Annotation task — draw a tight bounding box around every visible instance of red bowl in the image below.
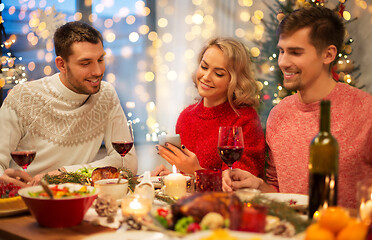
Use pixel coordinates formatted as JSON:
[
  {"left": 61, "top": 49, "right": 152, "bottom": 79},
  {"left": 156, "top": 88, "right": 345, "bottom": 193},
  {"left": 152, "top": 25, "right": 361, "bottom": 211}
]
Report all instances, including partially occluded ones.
[{"left": 18, "top": 183, "right": 97, "bottom": 228}]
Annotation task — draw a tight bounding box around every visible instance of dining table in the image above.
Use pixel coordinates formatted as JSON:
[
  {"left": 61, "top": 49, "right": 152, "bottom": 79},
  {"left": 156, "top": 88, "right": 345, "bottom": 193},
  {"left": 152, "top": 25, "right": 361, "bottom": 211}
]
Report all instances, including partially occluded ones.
[{"left": 0, "top": 212, "right": 115, "bottom": 240}]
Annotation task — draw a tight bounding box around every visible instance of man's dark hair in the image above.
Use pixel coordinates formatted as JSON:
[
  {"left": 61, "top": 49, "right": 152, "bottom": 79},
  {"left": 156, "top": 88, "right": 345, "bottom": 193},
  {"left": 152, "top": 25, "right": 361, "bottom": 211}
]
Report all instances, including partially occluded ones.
[
  {"left": 277, "top": 6, "right": 345, "bottom": 56},
  {"left": 54, "top": 21, "right": 103, "bottom": 61}
]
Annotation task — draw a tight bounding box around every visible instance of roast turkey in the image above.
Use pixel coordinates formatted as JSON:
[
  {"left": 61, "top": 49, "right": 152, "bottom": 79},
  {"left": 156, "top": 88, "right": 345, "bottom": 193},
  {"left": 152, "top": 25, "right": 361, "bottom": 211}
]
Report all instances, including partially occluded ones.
[
  {"left": 91, "top": 166, "right": 121, "bottom": 183},
  {"left": 171, "top": 191, "right": 242, "bottom": 224}
]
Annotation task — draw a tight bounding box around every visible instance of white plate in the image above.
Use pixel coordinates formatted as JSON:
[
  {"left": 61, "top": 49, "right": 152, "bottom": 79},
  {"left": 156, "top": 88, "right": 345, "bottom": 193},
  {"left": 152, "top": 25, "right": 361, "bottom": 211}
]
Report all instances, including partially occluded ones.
[
  {"left": 260, "top": 193, "right": 308, "bottom": 209},
  {"left": 0, "top": 207, "right": 28, "bottom": 217},
  {"left": 183, "top": 230, "right": 301, "bottom": 240},
  {"left": 137, "top": 176, "right": 163, "bottom": 188},
  {"left": 83, "top": 231, "right": 171, "bottom": 240}
]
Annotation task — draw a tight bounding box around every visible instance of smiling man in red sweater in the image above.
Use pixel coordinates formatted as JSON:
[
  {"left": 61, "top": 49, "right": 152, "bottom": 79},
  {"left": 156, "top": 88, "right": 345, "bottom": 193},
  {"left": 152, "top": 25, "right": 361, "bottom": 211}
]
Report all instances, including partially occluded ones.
[{"left": 222, "top": 6, "right": 372, "bottom": 209}]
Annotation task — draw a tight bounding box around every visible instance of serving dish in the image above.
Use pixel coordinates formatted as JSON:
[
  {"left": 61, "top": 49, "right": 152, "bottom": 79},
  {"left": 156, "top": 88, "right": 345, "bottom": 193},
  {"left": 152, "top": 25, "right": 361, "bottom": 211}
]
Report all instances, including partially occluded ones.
[{"left": 18, "top": 183, "right": 97, "bottom": 227}]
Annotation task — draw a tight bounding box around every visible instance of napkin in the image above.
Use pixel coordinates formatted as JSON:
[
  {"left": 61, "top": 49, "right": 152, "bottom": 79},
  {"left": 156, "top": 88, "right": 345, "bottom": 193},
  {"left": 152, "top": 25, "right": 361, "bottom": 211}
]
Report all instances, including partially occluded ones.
[{"left": 135, "top": 171, "right": 155, "bottom": 202}]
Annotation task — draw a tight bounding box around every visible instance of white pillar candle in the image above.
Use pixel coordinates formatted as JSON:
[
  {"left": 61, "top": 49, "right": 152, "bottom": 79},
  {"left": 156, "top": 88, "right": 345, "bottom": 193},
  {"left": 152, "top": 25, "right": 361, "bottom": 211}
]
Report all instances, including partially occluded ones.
[{"left": 163, "top": 165, "right": 186, "bottom": 199}]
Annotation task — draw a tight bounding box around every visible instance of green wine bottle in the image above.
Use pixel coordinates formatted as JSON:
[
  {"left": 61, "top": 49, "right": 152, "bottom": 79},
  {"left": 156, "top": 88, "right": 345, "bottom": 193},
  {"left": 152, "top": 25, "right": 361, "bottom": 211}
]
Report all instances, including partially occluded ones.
[{"left": 308, "top": 100, "right": 339, "bottom": 219}]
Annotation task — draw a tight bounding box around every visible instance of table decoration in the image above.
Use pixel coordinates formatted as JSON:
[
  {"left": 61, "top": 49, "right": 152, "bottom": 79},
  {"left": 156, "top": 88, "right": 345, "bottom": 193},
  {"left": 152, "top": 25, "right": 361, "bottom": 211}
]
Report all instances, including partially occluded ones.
[
  {"left": 163, "top": 165, "right": 186, "bottom": 199},
  {"left": 249, "top": 195, "right": 310, "bottom": 234},
  {"left": 94, "top": 196, "right": 118, "bottom": 218},
  {"left": 135, "top": 171, "right": 155, "bottom": 202},
  {"left": 154, "top": 189, "right": 176, "bottom": 205},
  {"left": 43, "top": 166, "right": 138, "bottom": 191},
  {"left": 357, "top": 178, "right": 372, "bottom": 224},
  {"left": 121, "top": 195, "right": 152, "bottom": 218},
  {"left": 195, "top": 169, "right": 222, "bottom": 192}
]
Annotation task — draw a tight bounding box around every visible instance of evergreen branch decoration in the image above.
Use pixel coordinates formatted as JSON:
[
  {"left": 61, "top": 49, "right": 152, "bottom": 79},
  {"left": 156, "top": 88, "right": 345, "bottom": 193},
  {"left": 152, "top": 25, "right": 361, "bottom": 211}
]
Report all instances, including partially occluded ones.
[
  {"left": 43, "top": 166, "right": 137, "bottom": 191},
  {"left": 43, "top": 171, "right": 90, "bottom": 185},
  {"left": 154, "top": 191, "right": 177, "bottom": 205},
  {"left": 119, "top": 167, "right": 138, "bottom": 192},
  {"left": 249, "top": 195, "right": 311, "bottom": 233}
]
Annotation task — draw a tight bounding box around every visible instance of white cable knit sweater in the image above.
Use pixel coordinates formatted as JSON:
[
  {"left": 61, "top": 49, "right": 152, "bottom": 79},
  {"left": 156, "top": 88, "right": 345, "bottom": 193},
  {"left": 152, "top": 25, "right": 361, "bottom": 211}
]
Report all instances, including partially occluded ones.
[{"left": 0, "top": 73, "right": 137, "bottom": 176}]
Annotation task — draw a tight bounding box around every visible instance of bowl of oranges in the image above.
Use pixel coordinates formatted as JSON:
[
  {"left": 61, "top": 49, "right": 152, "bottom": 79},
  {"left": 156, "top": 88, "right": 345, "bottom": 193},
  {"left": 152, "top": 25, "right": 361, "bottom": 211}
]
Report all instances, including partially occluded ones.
[{"left": 305, "top": 206, "right": 368, "bottom": 240}]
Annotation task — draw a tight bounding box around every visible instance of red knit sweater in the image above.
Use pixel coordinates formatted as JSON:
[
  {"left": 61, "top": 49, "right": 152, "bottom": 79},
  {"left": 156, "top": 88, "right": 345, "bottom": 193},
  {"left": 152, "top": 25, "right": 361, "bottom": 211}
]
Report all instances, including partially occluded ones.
[
  {"left": 176, "top": 100, "right": 265, "bottom": 177},
  {"left": 266, "top": 83, "right": 372, "bottom": 208}
]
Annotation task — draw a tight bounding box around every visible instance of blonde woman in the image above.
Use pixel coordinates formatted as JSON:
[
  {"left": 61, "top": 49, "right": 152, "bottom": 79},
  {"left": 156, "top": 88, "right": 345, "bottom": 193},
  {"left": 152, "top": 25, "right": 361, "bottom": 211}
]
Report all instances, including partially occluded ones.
[{"left": 154, "top": 37, "right": 265, "bottom": 176}]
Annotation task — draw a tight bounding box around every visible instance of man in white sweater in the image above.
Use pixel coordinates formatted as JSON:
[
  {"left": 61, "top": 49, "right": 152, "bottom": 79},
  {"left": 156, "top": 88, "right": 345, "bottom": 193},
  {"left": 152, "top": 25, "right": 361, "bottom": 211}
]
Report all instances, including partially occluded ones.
[{"left": 0, "top": 21, "right": 137, "bottom": 186}]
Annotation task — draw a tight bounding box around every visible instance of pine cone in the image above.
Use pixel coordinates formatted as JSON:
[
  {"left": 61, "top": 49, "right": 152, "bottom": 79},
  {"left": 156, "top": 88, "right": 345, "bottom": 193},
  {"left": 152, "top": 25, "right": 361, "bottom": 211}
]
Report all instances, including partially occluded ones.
[{"left": 94, "top": 196, "right": 118, "bottom": 217}]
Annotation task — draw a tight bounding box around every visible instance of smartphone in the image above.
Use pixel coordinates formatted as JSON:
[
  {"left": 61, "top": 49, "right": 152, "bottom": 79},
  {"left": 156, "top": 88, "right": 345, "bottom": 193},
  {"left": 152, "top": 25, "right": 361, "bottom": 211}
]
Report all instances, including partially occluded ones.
[{"left": 158, "top": 134, "right": 181, "bottom": 149}]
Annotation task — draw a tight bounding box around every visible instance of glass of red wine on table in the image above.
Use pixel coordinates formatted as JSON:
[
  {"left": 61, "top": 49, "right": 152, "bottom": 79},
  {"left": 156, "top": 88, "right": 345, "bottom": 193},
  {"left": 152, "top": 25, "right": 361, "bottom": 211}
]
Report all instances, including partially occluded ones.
[
  {"left": 217, "top": 126, "right": 244, "bottom": 176},
  {"left": 111, "top": 120, "right": 134, "bottom": 160},
  {"left": 10, "top": 133, "right": 36, "bottom": 171}
]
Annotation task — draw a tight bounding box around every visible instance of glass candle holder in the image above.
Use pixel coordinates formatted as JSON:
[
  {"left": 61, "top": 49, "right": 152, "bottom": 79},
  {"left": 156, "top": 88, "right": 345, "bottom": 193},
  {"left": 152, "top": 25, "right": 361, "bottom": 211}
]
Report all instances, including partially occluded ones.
[
  {"left": 357, "top": 178, "right": 372, "bottom": 224},
  {"left": 195, "top": 169, "right": 222, "bottom": 192},
  {"left": 183, "top": 173, "right": 195, "bottom": 194},
  {"left": 121, "top": 195, "right": 152, "bottom": 218},
  {"left": 234, "top": 203, "right": 267, "bottom": 233}
]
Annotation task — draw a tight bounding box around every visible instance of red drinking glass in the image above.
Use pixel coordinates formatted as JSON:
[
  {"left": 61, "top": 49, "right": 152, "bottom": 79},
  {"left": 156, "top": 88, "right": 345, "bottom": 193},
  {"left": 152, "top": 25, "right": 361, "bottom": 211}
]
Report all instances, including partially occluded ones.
[{"left": 195, "top": 169, "right": 222, "bottom": 192}]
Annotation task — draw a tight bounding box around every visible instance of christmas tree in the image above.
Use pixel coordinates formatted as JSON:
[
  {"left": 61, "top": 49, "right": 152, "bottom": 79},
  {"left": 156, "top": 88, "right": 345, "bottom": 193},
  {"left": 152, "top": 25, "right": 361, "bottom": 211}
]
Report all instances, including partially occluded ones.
[{"left": 254, "top": 0, "right": 361, "bottom": 128}]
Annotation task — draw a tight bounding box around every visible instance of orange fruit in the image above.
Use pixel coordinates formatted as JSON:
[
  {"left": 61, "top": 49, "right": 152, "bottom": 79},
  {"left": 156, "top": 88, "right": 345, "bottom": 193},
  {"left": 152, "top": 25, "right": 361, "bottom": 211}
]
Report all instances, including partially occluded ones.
[
  {"left": 305, "top": 223, "right": 335, "bottom": 240},
  {"left": 318, "top": 206, "right": 350, "bottom": 234},
  {"left": 336, "top": 220, "right": 368, "bottom": 240}
]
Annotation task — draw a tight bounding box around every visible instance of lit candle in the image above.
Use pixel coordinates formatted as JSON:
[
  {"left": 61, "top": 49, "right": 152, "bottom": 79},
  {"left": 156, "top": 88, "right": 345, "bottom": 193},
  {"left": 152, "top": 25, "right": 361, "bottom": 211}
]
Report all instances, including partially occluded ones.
[
  {"left": 121, "top": 196, "right": 152, "bottom": 218},
  {"left": 360, "top": 198, "right": 372, "bottom": 222},
  {"left": 163, "top": 165, "right": 186, "bottom": 199}
]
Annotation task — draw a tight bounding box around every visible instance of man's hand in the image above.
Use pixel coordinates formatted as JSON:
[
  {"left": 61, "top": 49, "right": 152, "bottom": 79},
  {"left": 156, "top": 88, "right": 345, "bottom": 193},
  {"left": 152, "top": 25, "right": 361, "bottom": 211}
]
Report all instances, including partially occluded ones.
[
  {"left": 29, "top": 169, "right": 63, "bottom": 186},
  {"left": 151, "top": 164, "right": 172, "bottom": 176},
  {"left": 0, "top": 169, "right": 33, "bottom": 187},
  {"left": 156, "top": 144, "right": 202, "bottom": 174},
  {"left": 222, "top": 168, "right": 264, "bottom": 192}
]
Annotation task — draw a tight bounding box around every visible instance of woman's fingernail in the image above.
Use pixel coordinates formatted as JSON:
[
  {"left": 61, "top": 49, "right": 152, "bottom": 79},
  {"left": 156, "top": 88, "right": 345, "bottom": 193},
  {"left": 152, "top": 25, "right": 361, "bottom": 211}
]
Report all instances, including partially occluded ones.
[{"left": 181, "top": 145, "right": 185, "bottom": 149}]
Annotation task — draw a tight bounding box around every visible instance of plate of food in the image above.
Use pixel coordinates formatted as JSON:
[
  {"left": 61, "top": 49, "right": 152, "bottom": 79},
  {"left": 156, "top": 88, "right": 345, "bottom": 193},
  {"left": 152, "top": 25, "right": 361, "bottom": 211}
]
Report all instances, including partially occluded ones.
[
  {"left": 183, "top": 229, "right": 301, "bottom": 240},
  {"left": 0, "top": 205, "right": 28, "bottom": 217},
  {"left": 260, "top": 193, "right": 308, "bottom": 210},
  {"left": 0, "top": 183, "right": 28, "bottom": 217},
  {"left": 136, "top": 176, "right": 163, "bottom": 189},
  {"left": 83, "top": 231, "right": 172, "bottom": 240}
]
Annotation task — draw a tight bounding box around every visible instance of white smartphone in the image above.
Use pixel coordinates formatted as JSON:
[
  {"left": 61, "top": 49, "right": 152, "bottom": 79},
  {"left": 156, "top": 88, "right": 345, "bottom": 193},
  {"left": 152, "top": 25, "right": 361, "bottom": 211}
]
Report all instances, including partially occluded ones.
[{"left": 158, "top": 134, "right": 182, "bottom": 149}]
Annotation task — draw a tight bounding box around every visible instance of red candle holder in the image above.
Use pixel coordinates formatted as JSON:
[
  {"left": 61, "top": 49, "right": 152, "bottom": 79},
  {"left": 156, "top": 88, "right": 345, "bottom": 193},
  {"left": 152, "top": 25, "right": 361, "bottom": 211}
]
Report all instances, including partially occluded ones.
[
  {"left": 195, "top": 169, "right": 222, "bottom": 192},
  {"left": 230, "top": 203, "right": 267, "bottom": 233}
]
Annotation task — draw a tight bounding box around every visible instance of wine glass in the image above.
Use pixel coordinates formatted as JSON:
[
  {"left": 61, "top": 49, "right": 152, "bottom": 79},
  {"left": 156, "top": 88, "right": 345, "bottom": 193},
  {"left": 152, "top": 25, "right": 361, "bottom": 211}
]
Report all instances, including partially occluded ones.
[
  {"left": 217, "top": 126, "right": 244, "bottom": 175},
  {"left": 111, "top": 119, "right": 134, "bottom": 159},
  {"left": 10, "top": 132, "right": 36, "bottom": 171}
]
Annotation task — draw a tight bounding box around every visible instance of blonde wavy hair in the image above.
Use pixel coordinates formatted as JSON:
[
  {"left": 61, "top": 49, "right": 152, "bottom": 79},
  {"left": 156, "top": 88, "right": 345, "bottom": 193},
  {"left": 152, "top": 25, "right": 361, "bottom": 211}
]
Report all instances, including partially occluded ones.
[{"left": 193, "top": 37, "right": 260, "bottom": 112}]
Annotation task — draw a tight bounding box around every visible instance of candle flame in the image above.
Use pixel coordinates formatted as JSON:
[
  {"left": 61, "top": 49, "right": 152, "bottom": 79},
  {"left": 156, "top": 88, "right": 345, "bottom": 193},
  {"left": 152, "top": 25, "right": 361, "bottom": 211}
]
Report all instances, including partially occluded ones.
[
  {"left": 129, "top": 198, "right": 142, "bottom": 210},
  {"left": 313, "top": 210, "right": 320, "bottom": 220},
  {"left": 172, "top": 165, "right": 177, "bottom": 173}
]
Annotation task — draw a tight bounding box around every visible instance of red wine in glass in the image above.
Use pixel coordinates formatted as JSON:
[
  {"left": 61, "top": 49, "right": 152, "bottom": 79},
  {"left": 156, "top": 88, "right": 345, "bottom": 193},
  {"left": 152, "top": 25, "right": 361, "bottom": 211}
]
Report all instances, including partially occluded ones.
[
  {"left": 111, "top": 120, "right": 134, "bottom": 158},
  {"left": 217, "top": 126, "right": 244, "bottom": 173},
  {"left": 10, "top": 151, "right": 36, "bottom": 170},
  {"left": 112, "top": 141, "right": 134, "bottom": 157},
  {"left": 217, "top": 146, "right": 244, "bottom": 167}
]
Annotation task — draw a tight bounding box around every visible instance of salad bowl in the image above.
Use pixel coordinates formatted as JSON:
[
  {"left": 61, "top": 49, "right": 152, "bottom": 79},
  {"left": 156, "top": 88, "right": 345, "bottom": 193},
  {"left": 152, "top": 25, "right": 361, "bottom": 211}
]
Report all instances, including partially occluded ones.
[{"left": 18, "top": 183, "right": 97, "bottom": 228}]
